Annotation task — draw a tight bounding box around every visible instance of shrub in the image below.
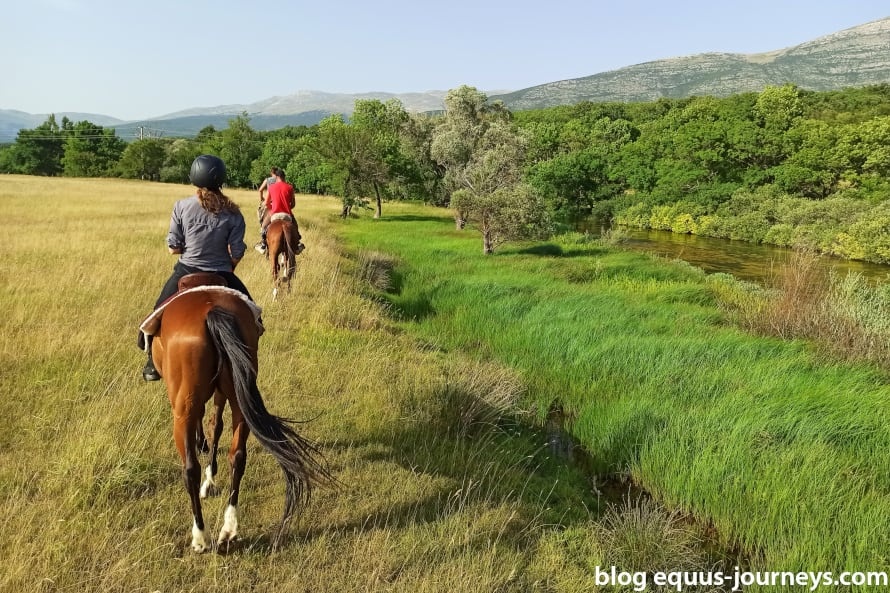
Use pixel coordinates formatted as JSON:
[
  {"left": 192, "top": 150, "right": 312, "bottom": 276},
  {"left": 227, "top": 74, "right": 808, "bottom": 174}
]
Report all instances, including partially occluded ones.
[
  {"left": 763, "top": 223, "right": 795, "bottom": 247},
  {"left": 671, "top": 213, "right": 697, "bottom": 234}
]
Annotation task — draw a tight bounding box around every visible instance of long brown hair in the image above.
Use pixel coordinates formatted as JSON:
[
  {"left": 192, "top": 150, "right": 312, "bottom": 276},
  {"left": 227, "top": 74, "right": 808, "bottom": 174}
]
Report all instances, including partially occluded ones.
[{"left": 196, "top": 187, "right": 240, "bottom": 214}]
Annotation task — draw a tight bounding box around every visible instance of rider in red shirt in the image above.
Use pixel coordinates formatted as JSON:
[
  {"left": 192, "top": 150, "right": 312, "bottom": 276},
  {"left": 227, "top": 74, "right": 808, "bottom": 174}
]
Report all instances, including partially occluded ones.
[
  {"left": 258, "top": 169, "right": 302, "bottom": 253},
  {"left": 266, "top": 174, "right": 295, "bottom": 219}
]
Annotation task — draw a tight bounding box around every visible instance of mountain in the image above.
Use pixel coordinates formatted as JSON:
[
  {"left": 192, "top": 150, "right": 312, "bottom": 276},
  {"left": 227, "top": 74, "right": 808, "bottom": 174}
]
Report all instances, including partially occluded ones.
[
  {"left": 0, "top": 92, "right": 450, "bottom": 142},
  {"left": 119, "top": 111, "right": 339, "bottom": 141},
  {"left": 152, "top": 90, "right": 450, "bottom": 120},
  {"left": 2, "top": 17, "right": 889, "bottom": 142},
  {"left": 491, "top": 17, "right": 890, "bottom": 110},
  {"left": 0, "top": 109, "right": 125, "bottom": 142},
  {"left": 114, "top": 91, "right": 454, "bottom": 139}
]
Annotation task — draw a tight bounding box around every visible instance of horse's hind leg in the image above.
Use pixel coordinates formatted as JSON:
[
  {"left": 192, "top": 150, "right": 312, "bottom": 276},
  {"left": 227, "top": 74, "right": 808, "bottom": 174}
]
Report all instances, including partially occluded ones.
[
  {"left": 218, "top": 402, "right": 249, "bottom": 546},
  {"left": 173, "top": 413, "right": 211, "bottom": 552},
  {"left": 200, "top": 396, "right": 225, "bottom": 498},
  {"left": 286, "top": 251, "right": 296, "bottom": 294},
  {"left": 196, "top": 423, "right": 209, "bottom": 454},
  {"left": 271, "top": 253, "right": 280, "bottom": 301}
]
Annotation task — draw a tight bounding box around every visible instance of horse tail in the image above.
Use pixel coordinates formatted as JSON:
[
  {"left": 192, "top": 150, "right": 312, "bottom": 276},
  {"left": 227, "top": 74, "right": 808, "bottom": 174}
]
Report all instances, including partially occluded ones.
[
  {"left": 282, "top": 221, "right": 295, "bottom": 263},
  {"left": 205, "top": 306, "right": 332, "bottom": 529}
]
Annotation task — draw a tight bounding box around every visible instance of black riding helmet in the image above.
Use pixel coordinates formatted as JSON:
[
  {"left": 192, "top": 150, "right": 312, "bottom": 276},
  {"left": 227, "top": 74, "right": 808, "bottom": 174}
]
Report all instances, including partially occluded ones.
[{"left": 189, "top": 154, "right": 226, "bottom": 189}]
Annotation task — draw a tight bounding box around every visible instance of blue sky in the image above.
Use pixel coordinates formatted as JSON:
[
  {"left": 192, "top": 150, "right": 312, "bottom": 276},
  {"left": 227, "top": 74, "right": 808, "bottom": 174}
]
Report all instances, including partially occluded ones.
[{"left": 1, "top": 0, "right": 887, "bottom": 121}]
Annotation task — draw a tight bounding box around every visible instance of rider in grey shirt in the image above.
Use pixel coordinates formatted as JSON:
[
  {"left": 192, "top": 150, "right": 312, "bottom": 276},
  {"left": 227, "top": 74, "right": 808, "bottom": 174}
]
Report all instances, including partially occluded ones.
[
  {"left": 168, "top": 195, "right": 247, "bottom": 271},
  {"left": 140, "top": 155, "right": 254, "bottom": 382}
]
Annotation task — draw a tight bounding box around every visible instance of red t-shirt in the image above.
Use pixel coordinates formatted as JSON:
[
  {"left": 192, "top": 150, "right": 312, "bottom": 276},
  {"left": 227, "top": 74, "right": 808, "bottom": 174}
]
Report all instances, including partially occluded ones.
[{"left": 266, "top": 181, "right": 295, "bottom": 217}]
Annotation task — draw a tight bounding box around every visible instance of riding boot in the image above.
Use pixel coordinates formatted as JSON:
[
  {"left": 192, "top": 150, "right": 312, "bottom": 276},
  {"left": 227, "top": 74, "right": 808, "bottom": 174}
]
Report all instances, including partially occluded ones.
[{"left": 142, "top": 335, "right": 161, "bottom": 382}]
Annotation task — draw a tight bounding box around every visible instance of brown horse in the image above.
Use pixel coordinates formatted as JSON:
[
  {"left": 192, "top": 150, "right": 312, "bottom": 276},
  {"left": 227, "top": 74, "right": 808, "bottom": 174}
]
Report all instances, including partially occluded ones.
[
  {"left": 266, "top": 217, "right": 302, "bottom": 300},
  {"left": 150, "top": 287, "right": 330, "bottom": 552}
]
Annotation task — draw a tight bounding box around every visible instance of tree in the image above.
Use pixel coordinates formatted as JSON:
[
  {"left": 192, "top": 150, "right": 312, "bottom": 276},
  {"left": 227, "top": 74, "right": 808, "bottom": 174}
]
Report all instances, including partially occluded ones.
[
  {"left": 448, "top": 121, "right": 552, "bottom": 253},
  {"left": 160, "top": 138, "right": 201, "bottom": 184},
  {"left": 526, "top": 117, "right": 637, "bottom": 220},
  {"left": 315, "top": 114, "right": 376, "bottom": 217},
  {"left": 0, "top": 144, "right": 15, "bottom": 173},
  {"left": 350, "top": 98, "right": 411, "bottom": 218},
  {"left": 750, "top": 84, "right": 804, "bottom": 177},
  {"left": 194, "top": 125, "right": 218, "bottom": 145},
  {"left": 10, "top": 115, "right": 66, "bottom": 175},
  {"left": 61, "top": 120, "right": 126, "bottom": 177},
  {"left": 118, "top": 138, "right": 167, "bottom": 180},
  {"left": 250, "top": 134, "right": 304, "bottom": 187},
  {"left": 202, "top": 113, "right": 260, "bottom": 187},
  {"left": 768, "top": 120, "right": 842, "bottom": 198},
  {"left": 431, "top": 85, "right": 512, "bottom": 228},
  {"left": 399, "top": 112, "right": 447, "bottom": 205},
  {"left": 286, "top": 137, "right": 333, "bottom": 195}
]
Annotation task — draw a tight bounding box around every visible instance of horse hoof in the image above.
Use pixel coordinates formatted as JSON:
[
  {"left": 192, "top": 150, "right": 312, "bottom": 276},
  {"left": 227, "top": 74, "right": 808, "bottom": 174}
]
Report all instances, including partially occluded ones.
[
  {"left": 191, "top": 529, "right": 210, "bottom": 553},
  {"left": 200, "top": 482, "right": 219, "bottom": 499},
  {"left": 191, "top": 542, "right": 209, "bottom": 553},
  {"left": 218, "top": 506, "right": 239, "bottom": 545}
]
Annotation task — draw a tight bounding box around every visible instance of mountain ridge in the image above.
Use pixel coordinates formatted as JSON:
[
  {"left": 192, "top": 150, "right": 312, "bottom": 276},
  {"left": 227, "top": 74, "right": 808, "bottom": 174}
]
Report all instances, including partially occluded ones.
[
  {"left": 2, "top": 17, "right": 888, "bottom": 141},
  {"left": 490, "top": 17, "right": 890, "bottom": 108}
]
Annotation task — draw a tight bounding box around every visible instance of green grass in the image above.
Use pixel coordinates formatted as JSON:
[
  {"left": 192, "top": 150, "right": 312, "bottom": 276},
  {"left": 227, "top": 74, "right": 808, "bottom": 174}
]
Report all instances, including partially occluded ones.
[
  {"left": 337, "top": 202, "right": 890, "bottom": 583},
  {"left": 7, "top": 176, "right": 730, "bottom": 593}
]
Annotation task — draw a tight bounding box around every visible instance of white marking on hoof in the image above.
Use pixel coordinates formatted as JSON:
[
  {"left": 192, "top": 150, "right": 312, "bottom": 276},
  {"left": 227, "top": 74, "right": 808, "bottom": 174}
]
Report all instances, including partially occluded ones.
[
  {"left": 272, "top": 287, "right": 279, "bottom": 301},
  {"left": 200, "top": 466, "right": 218, "bottom": 498},
  {"left": 191, "top": 521, "right": 210, "bottom": 553},
  {"left": 217, "top": 504, "right": 239, "bottom": 545}
]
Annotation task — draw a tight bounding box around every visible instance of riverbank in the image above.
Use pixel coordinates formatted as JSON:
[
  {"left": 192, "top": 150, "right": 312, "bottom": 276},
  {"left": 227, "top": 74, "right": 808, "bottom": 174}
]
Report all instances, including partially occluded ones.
[
  {"left": 337, "top": 201, "right": 890, "bottom": 583},
  {"left": 612, "top": 190, "right": 890, "bottom": 266}
]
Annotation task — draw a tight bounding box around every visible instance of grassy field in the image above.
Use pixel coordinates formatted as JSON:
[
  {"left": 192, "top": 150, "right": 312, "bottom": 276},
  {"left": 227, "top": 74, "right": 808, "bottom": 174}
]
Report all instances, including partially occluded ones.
[
  {"left": 0, "top": 175, "right": 656, "bottom": 593},
  {"left": 3, "top": 175, "right": 889, "bottom": 592},
  {"left": 334, "top": 204, "right": 890, "bottom": 585}
]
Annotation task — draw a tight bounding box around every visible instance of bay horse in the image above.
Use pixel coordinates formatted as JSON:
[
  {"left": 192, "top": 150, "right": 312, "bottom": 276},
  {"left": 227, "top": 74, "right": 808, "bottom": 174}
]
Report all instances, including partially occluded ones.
[
  {"left": 149, "top": 286, "right": 330, "bottom": 552},
  {"left": 266, "top": 217, "right": 303, "bottom": 300}
]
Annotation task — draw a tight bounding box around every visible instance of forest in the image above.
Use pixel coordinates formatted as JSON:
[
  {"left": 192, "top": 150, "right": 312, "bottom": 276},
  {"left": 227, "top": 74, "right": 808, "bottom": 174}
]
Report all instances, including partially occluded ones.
[{"left": 2, "top": 83, "right": 890, "bottom": 260}]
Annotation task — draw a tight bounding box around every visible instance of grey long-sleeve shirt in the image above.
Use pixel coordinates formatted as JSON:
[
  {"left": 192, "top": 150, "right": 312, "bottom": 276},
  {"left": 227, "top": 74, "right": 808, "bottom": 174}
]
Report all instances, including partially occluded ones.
[{"left": 166, "top": 196, "right": 247, "bottom": 271}]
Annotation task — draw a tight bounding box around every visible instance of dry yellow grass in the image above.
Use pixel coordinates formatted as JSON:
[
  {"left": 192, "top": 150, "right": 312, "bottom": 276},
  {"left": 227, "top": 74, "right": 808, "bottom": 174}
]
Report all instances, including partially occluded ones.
[{"left": 1, "top": 175, "right": 627, "bottom": 593}]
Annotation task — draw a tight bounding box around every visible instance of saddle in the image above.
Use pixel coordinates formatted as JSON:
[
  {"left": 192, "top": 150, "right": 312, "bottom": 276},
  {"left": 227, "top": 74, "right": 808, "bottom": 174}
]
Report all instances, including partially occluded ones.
[
  {"left": 270, "top": 212, "right": 293, "bottom": 223},
  {"left": 178, "top": 272, "right": 227, "bottom": 291}
]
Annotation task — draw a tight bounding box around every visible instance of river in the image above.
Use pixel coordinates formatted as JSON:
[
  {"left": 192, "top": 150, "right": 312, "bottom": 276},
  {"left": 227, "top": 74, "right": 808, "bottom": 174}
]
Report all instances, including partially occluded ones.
[{"left": 606, "top": 227, "right": 890, "bottom": 285}]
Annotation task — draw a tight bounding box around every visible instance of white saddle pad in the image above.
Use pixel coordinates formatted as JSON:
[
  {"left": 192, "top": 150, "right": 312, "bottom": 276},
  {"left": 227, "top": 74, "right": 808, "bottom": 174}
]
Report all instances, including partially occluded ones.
[{"left": 139, "top": 286, "right": 264, "bottom": 351}]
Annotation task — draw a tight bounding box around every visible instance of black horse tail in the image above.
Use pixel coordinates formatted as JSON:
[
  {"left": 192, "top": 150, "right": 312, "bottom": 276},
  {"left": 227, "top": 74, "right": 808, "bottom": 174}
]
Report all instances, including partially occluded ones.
[{"left": 205, "top": 307, "right": 333, "bottom": 531}]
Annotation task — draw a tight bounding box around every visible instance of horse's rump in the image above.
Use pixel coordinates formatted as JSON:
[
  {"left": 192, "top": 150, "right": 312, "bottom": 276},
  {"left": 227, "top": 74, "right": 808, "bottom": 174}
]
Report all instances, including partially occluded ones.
[
  {"left": 139, "top": 286, "right": 263, "bottom": 350},
  {"left": 266, "top": 219, "right": 301, "bottom": 299}
]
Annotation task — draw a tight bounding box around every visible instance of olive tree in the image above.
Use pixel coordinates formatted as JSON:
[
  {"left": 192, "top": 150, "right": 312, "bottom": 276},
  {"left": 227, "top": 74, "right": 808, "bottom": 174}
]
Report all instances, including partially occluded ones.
[
  {"left": 449, "top": 121, "right": 552, "bottom": 254},
  {"left": 431, "top": 85, "right": 511, "bottom": 228}
]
